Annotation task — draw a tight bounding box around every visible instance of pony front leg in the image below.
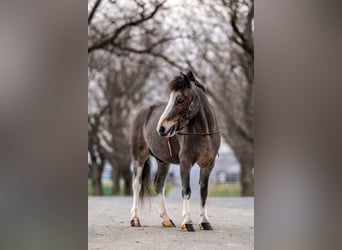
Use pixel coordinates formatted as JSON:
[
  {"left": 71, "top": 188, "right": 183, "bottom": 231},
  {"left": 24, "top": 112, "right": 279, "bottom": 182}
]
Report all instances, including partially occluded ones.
[
  {"left": 199, "top": 165, "right": 214, "bottom": 230},
  {"left": 180, "top": 161, "right": 195, "bottom": 232}
]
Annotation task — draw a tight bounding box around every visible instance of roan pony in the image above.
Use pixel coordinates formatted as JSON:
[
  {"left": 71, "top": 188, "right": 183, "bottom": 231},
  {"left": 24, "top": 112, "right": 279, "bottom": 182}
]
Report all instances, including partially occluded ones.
[{"left": 129, "top": 71, "right": 220, "bottom": 232}]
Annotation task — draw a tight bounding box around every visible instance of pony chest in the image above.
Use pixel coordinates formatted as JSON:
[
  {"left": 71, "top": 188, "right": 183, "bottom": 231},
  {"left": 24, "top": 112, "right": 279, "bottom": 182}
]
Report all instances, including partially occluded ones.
[
  {"left": 196, "top": 149, "right": 216, "bottom": 167},
  {"left": 184, "top": 138, "right": 217, "bottom": 167}
]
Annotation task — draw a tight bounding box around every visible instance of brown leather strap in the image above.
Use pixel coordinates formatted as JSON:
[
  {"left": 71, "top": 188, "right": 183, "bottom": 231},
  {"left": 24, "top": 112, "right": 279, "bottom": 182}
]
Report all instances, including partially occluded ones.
[
  {"left": 176, "top": 129, "right": 220, "bottom": 136},
  {"left": 166, "top": 137, "right": 172, "bottom": 157},
  {"left": 166, "top": 130, "right": 220, "bottom": 157}
]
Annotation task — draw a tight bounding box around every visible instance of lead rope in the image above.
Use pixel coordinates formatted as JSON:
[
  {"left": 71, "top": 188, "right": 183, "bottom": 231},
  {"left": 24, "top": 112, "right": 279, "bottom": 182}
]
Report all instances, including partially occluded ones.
[
  {"left": 165, "top": 129, "right": 220, "bottom": 157},
  {"left": 166, "top": 137, "right": 172, "bottom": 157},
  {"left": 176, "top": 129, "right": 220, "bottom": 136}
]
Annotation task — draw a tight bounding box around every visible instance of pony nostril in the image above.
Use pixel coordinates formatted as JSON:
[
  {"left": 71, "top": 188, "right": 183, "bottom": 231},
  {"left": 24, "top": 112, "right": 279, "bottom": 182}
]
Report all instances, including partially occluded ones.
[{"left": 159, "top": 126, "right": 166, "bottom": 134}]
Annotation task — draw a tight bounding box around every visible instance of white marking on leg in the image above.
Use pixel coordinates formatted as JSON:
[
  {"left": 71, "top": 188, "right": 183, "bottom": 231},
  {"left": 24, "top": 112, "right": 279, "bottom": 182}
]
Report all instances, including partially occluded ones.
[
  {"left": 130, "top": 166, "right": 142, "bottom": 220},
  {"left": 200, "top": 203, "right": 209, "bottom": 223},
  {"left": 157, "top": 91, "right": 177, "bottom": 132},
  {"left": 181, "top": 194, "right": 192, "bottom": 225},
  {"left": 158, "top": 188, "right": 171, "bottom": 221}
]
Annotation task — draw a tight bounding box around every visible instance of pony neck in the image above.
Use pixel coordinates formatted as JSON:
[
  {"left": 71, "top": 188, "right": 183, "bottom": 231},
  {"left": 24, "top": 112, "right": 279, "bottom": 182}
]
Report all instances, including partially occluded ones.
[{"left": 186, "top": 88, "right": 217, "bottom": 133}]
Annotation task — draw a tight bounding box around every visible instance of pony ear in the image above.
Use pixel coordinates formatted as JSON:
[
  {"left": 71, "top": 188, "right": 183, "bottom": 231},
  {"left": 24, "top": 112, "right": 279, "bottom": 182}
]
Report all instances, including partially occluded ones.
[
  {"left": 180, "top": 72, "right": 191, "bottom": 87},
  {"left": 187, "top": 71, "right": 196, "bottom": 82}
]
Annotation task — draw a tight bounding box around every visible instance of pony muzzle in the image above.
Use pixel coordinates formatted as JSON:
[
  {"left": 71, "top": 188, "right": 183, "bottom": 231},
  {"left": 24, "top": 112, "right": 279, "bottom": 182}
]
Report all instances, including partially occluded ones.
[{"left": 158, "top": 122, "right": 177, "bottom": 137}]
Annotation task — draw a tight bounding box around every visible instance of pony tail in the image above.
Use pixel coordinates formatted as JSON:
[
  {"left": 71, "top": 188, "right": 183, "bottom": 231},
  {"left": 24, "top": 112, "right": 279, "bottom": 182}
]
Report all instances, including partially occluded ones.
[{"left": 139, "top": 158, "right": 151, "bottom": 203}]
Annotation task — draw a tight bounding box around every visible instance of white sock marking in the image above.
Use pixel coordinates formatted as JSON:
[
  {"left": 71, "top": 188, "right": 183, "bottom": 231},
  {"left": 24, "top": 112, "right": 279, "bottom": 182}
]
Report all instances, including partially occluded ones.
[
  {"left": 182, "top": 195, "right": 192, "bottom": 225},
  {"left": 130, "top": 166, "right": 142, "bottom": 220},
  {"left": 200, "top": 203, "right": 209, "bottom": 223},
  {"left": 158, "top": 188, "right": 171, "bottom": 221}
]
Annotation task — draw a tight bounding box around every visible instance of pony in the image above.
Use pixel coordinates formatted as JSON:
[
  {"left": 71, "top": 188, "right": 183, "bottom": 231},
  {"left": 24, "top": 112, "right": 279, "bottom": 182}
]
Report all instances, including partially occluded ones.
[{"left": 129, "top": 71, "right": 221, "bottom": 231}]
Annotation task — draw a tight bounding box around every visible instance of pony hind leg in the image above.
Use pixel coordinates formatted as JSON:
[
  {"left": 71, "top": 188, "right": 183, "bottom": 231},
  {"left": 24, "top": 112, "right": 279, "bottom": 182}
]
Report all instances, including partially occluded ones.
[
  {"left": 130, "top": 109, "right": 151, "bottom": 227},
  {"left": 130, "top": 159, "right": 143, "bottom": 227},
  {"left": 198, "top": 163, "right": 215, "bottom": 230},
  {"left": 154, "top": 161, "right": 175, "bottom": 227},
  {"left": 130, "top": 154, "right": 150, "bottom": 227}
]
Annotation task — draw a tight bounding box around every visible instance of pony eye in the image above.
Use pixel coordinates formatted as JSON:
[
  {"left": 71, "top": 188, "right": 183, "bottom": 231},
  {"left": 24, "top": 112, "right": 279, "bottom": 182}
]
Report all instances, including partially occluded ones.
[{"left": 176, "top": 98, "right": 184, "bottom": 104}]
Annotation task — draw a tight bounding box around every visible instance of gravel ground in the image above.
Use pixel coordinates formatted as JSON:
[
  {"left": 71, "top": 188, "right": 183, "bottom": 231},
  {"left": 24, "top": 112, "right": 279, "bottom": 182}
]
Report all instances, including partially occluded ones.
[{"left": 88, "top": 196, "right": 254, "bottom": 250}]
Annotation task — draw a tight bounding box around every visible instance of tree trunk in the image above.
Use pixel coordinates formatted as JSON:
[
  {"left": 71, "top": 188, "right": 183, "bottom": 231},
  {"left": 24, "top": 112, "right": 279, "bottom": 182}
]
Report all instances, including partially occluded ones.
[
  {"left": 234, "top": 145, "right": 254, "bottom": 196},
  {"left": 121, "top": 166, "right": 132, "bottom": 195},
  {"left": 111, "top": 157, "right": 132, "bottom": 195},
  {"left": 124, "top": 177, "right": 132, "bottom": 196},
  {"left": 91, "top": 163, "right": 103, "bottom": 196},
  {"left": 221, "top": 127, "right": 254, "bottom": 197},
  {"left": 112, "top": 166, "right": 120, "bottom": 195},
  {"left": 120, "top": 155, "right": 132, "bottom": 195},
  {"left": 240, "top": 157, "right": 254, "bottom": 196}
]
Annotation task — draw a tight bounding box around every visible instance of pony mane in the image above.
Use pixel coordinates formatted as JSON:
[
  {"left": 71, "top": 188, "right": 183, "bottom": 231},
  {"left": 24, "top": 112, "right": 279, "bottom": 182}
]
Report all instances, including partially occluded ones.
[
  {"left": 167, "top": 71, "right": 206, "bottom": 94},
  {"left": 187, "top": 71, "right": 206, "bottom": 92},
  {"left": 167, "top": 75, "right": 189, "bottom": 94},
  {"left": 193, "top": 80, "right": 206, "bottom": 92}
]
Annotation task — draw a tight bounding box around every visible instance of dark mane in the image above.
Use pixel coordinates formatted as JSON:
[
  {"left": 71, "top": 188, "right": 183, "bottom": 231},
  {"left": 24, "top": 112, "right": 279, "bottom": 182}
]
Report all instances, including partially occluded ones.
[
  {"left": 193, "top": 80, "right": 206, "bottom": 92},
  {"left": 167, "top": 75, "right": 188, "bottom": 94},
  {"left": 186, "top": 70, "right": 206, "bottom": 92},
  {"left": 167, "top": 71, "right": 206, "bottom": 94}
]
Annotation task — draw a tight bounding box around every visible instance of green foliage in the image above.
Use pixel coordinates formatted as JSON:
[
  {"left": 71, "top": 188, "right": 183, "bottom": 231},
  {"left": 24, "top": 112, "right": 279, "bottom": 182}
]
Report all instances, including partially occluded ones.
[
  {"left": 88, "top": 180, "right": 174, "bottom": 196},
  {"left": 88, "top": 181, "right": 124, "bottom": 196},
  {"left": 149, "top": 184, "right": 173, "bottom": 196},
  {"left": 208, "top": 184, "right": 241, "bottom": 197}
]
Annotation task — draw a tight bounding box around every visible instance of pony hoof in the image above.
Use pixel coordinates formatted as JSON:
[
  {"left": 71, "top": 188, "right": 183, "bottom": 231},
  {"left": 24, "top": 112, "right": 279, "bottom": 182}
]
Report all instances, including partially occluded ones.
[
  {"left": 181, "top": 223, "right": 195, "bottom": 232},
  {"left": 199, "top": 222, "right": 213, "bottom": 230},
  {"left": 130, "top": 218, "right": 141, "bottom": 227},
  {"left": 162, "top": 219, "right": 176, "bottom": 227}
]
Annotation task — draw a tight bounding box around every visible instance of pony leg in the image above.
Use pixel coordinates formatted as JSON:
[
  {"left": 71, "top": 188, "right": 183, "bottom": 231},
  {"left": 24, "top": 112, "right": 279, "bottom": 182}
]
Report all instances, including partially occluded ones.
[
  {"left": 199, "top": 164, "right": 214, "bottom": 230},
  {"left": 130, "top": 161, "right": 143, "bottom": 227},
  {"left": 180, "top": 161, "right": 194, "bottom": 232},
  {"left": 154, "top": 162, "right": 175, "bottom": 227}
]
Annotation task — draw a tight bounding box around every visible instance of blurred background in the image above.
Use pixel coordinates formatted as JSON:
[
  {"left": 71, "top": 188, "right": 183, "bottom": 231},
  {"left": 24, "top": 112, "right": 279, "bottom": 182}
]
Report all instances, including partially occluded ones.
[
  {"left": 88, "top": 0, "right": 254, "bottom": 197},
  {"left": 2, "top": 1, "right": 341, "bottom": 249}
]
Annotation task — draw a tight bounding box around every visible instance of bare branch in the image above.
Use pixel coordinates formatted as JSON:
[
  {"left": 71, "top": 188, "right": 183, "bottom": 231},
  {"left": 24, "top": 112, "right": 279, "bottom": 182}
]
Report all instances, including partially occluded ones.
[
  {"left": 88, "top": 0, "right": 103, "bottom": 25},
  {"left": 113, "top": 36, "right": 182, "bottom": 53},
  {"left": 88, "top": 1, "right": 165, "bottom": 53},
  {"left": 112, "top": 44, "right": 184, "bottom": 70}
]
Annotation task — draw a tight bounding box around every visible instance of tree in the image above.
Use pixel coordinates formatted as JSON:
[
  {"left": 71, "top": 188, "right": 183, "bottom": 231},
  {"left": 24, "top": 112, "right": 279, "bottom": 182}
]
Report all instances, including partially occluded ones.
[
  {"left": 88, "top": 0, "right": 254, "bottom": 196},
  {"left": 197, "top": 0, "right": 254, "bottom": 195},
  {"left": 88, "top": 105, "right": 108, "bottom": 195},
  {"left": 88, "top": 0, "right": 174, "bottom": 195}
]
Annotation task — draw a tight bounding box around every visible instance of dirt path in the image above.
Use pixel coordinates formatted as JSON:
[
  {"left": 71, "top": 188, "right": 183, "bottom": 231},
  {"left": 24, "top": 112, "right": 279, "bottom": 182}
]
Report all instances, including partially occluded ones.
[{"left": 88, "top": 196, "right": 254, "bottom": 250}]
